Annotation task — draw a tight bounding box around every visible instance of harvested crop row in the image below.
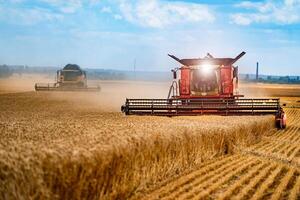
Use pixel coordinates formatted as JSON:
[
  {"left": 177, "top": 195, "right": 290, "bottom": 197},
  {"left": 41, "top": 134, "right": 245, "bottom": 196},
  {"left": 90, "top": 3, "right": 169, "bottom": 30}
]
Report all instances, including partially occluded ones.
[
  {"left": 271, "top": 168, "right": 296, "bottom": 200},
  {"left": 148, "top": 155, "right": 241, "bottom": 199},
  {"left": 184, "top": 158, "right": 259, "bottom": 199},
  {"left": 250, "top": 166, "right": 285, "bottom": 200},
  {"left": 143, "top": 108, "right": 300, "bottom": 200},
  {"left": 238, "top": 108, "right": 300, "bottom": 166},
  {"left": 232, "top": 163, "right": 277, "bottom": 200},
  {"left": 144, "top": 156, "right": 300, "bottom": 200},
  {"left": 165, "top": 156, "right": 252, "bottom": 200},
  {"left": 217, "top": 162, "right": 269, "bottom": 200},
  {"left": 143, "top": 155, "right": 246, "bottom": 200},
  {"left": 290, "top": 174, "right": 300, "bottom": 200}
]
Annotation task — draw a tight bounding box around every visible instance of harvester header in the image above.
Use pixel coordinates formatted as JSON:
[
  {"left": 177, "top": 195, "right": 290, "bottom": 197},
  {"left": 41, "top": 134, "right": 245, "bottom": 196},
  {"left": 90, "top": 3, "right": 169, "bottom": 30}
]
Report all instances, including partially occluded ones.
[{"left": 121, "top": 51, "right": 287, "bottom": 129}]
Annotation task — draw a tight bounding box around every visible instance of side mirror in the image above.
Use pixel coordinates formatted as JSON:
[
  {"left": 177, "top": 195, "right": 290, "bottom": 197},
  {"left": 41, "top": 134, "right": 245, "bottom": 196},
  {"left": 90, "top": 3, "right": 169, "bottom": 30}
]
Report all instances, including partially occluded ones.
[
  {"left": 172, "top": 70, "right": 177, "bottom": 79},
  {"left": 233, "top": 67, "right": 238, "bottom": 78}
]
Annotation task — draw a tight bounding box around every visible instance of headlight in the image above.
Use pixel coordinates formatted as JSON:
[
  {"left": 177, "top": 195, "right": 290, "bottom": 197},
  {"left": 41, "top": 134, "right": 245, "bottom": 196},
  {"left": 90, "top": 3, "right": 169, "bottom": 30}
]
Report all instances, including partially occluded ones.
[{"left": 200, "top": 64, "right": 213, "bottom": 75}]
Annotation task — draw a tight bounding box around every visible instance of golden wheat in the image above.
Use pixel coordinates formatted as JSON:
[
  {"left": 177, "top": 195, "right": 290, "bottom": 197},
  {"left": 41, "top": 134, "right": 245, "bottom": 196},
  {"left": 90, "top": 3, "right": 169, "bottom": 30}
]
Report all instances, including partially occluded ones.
[
  {"left": 289, "top": 174, "right": 300, "bottom": 200},
  {"left": 0, "top": 91, "right": 276, "bottom": 200},
  {"left": 271, "top": 168, "right": 296, "bottom": 200},
  {"left": 217, "top": 162, "right": 268, "bottom": 200},
  {"left": 2, "top": 80, "right": 300, "bottom": 200},
  {"left": 142, "top": 108, "right": 300, "bottom": 200}
]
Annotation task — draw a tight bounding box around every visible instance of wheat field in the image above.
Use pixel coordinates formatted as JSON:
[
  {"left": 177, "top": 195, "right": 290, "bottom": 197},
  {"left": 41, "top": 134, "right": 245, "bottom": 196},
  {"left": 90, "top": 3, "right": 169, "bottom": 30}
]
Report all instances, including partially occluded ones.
[
  {"left": 140, "top": 108, "right": 300, "bottom": 200},
  {"left": 0, "top": 79, "right": 299, "bottom": 199}
]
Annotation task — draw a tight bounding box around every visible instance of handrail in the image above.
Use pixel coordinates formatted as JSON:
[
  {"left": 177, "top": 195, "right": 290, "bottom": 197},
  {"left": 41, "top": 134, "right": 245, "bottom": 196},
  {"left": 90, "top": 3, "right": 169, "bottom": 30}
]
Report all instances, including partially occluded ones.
[{"left": 167, "top": 81, "right": 178, "bottom": 99}]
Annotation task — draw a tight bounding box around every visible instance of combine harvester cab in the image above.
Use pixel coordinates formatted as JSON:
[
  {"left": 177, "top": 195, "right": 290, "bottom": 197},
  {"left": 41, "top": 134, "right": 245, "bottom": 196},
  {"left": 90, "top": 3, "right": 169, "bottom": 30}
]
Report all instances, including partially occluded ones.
[
  {"left": 121, "top": 52, "right": 286, "bottom": 129},
  {"left": 35, "top": 64, "right": 100, "bottom": 92}
]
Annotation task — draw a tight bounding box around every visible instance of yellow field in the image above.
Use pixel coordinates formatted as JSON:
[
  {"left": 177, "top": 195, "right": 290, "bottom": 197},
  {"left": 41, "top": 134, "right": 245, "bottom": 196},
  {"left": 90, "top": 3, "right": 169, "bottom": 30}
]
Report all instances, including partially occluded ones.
[
  {"left": 140, "top": 108, "right": 300, "bottom": 200},
  {"left": 0, "top": 77, "right": 300, "bottom": 199}
]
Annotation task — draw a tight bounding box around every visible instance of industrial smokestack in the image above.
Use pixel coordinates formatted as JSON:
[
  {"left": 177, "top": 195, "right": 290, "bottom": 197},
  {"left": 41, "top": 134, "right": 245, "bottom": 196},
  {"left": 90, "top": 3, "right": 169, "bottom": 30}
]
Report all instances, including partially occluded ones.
[{"left": 256, "top": 62, "right": 259, "bottom": 81}]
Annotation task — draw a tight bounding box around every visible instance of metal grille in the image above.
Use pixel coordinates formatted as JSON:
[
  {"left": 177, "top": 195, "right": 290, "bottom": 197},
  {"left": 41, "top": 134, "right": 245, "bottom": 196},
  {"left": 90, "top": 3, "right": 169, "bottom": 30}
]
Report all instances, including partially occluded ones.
[{"left": 121, "top": 98, "right": 280, "bottom": 116}]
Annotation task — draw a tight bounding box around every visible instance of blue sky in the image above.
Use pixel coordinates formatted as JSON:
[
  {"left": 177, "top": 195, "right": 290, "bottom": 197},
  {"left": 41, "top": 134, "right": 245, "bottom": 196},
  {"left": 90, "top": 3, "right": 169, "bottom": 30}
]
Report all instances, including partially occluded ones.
[{"left": 0, "top": 0, "right": 300, "bottom": 75}]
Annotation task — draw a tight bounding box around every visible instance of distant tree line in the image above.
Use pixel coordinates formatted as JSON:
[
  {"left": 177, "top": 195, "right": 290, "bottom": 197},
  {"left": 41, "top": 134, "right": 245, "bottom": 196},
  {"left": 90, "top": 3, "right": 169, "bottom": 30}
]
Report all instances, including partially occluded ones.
[
  {"left": 0, "top": 65, "right": 131, "bottom": 80},
  {"left": 242, "top": 74, "right": 300, "bottom": 84},
  {"left": 0, "top": 65, "right": 13, "bottom": 78},
  {"left": 2, "top": 64, "right": 299, "bottom": 83},
  {"left": 86, "top": 69, "right": 127, "bottom": 80}
]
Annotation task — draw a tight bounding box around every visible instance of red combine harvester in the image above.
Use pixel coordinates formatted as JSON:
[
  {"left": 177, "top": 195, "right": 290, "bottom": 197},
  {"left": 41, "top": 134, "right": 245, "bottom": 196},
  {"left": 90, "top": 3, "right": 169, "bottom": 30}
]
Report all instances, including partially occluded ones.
[{"left": 121, "top": 52, "right": 286, "bottom": 129}]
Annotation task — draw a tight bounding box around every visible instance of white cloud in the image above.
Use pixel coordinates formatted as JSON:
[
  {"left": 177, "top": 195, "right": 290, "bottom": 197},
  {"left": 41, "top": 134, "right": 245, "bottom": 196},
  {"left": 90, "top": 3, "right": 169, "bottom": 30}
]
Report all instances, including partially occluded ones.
[
  {"left": 231, "top": 0, "right": 300, "bottom": 25},
  {"left": 89, "top": 0, "right": 101, "bottom": 6},
  {"left": 0, "top": 6, "right": 63, "bottom": 25},
  {"left": 231, "top": 14, "right": 252, "bottom": 25},
  {"left": 6, "top": 0, "right": 26, "bottom": 3},
  {"left": 235, "top": 1, "right": 275, "bottom": 13},
  {"left": 101, "top": 6, "right": 112, "bottom": 13},
  {"left": 41, "top": 0, "right": 82, "bottom": 14},
  {"left": 118, "top": 0, "right": 214, "bottom": 28},
  {"left": 284, "top": 0, "right": 300, "bottom": 6},
  {"left": 114, "top": 14, "right": 122, "bottom": 20}
]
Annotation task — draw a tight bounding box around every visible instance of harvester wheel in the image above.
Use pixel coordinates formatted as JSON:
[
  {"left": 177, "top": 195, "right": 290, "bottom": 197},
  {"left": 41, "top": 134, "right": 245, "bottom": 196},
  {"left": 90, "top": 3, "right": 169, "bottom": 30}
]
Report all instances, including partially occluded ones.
[
  {"left": 275, "top": 111, "right": 286, "bottom": 129},
  {"left": 121, "top": 105, "right": 129, "bottom": 115},
  {"left": 282, "top": 113, "right": 287, "bottom": 128}
]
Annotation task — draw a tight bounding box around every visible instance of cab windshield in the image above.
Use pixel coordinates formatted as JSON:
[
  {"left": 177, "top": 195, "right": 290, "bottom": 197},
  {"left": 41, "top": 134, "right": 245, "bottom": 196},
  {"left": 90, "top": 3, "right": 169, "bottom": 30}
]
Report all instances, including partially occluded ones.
[
  {"left": 62, "top": 70, "right": 83, "bottom": 81},
  {"left": 190, "top": 68, "right": 219, "bottom": 96}
]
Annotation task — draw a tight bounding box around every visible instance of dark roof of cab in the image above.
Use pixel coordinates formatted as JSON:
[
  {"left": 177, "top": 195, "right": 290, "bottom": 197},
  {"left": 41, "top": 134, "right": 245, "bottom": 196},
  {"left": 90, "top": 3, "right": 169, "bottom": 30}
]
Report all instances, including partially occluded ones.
[{"left": 63, "top": 64, "right": 81, "bottom": 70}]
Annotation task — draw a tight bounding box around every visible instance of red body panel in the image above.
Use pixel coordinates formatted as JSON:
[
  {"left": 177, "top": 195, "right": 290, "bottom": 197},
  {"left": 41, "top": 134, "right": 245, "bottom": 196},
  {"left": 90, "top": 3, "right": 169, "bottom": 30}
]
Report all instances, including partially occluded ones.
[
  {"left": 179, "top": 68, "right": 190, "bottom": 95},
  {"left": 178, "top": 65, "right": 236, "bottom": 99},
  {"left": 220, "top": 66, "right": 233, "bottom": 95}
]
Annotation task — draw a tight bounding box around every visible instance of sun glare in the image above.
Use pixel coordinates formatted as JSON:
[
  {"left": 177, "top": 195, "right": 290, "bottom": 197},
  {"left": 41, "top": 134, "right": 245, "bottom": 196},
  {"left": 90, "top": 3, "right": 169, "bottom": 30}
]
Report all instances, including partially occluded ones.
[{"left": 200, "top": 64, "right": 213, "bottom": 75}]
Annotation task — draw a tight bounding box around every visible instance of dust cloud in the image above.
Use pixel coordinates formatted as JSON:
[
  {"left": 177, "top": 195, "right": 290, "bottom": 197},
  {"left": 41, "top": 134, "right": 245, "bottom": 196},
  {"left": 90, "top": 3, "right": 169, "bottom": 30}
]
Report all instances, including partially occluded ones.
[
  {"left": 44, "top": 80, "right": 170, "bottom": 112},
  {"left": 0, "top": 74, "right": 54, "bottom": 94},
  {"left": 1, "top": 74, "right": 300, "bottom": 112},
  {"left": 0, "top": 74, "right": 170, "bottom": 112}
]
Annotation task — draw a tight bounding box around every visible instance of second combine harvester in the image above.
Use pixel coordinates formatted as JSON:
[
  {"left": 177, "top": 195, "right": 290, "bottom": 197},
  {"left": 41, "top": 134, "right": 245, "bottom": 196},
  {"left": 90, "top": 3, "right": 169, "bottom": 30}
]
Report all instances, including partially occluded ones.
[
  {"left": 35, "top": 64, "right": 100, "bottom": 92},
  {"left": 121, "top": 52, "right": 287, "bottom": 129}
]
